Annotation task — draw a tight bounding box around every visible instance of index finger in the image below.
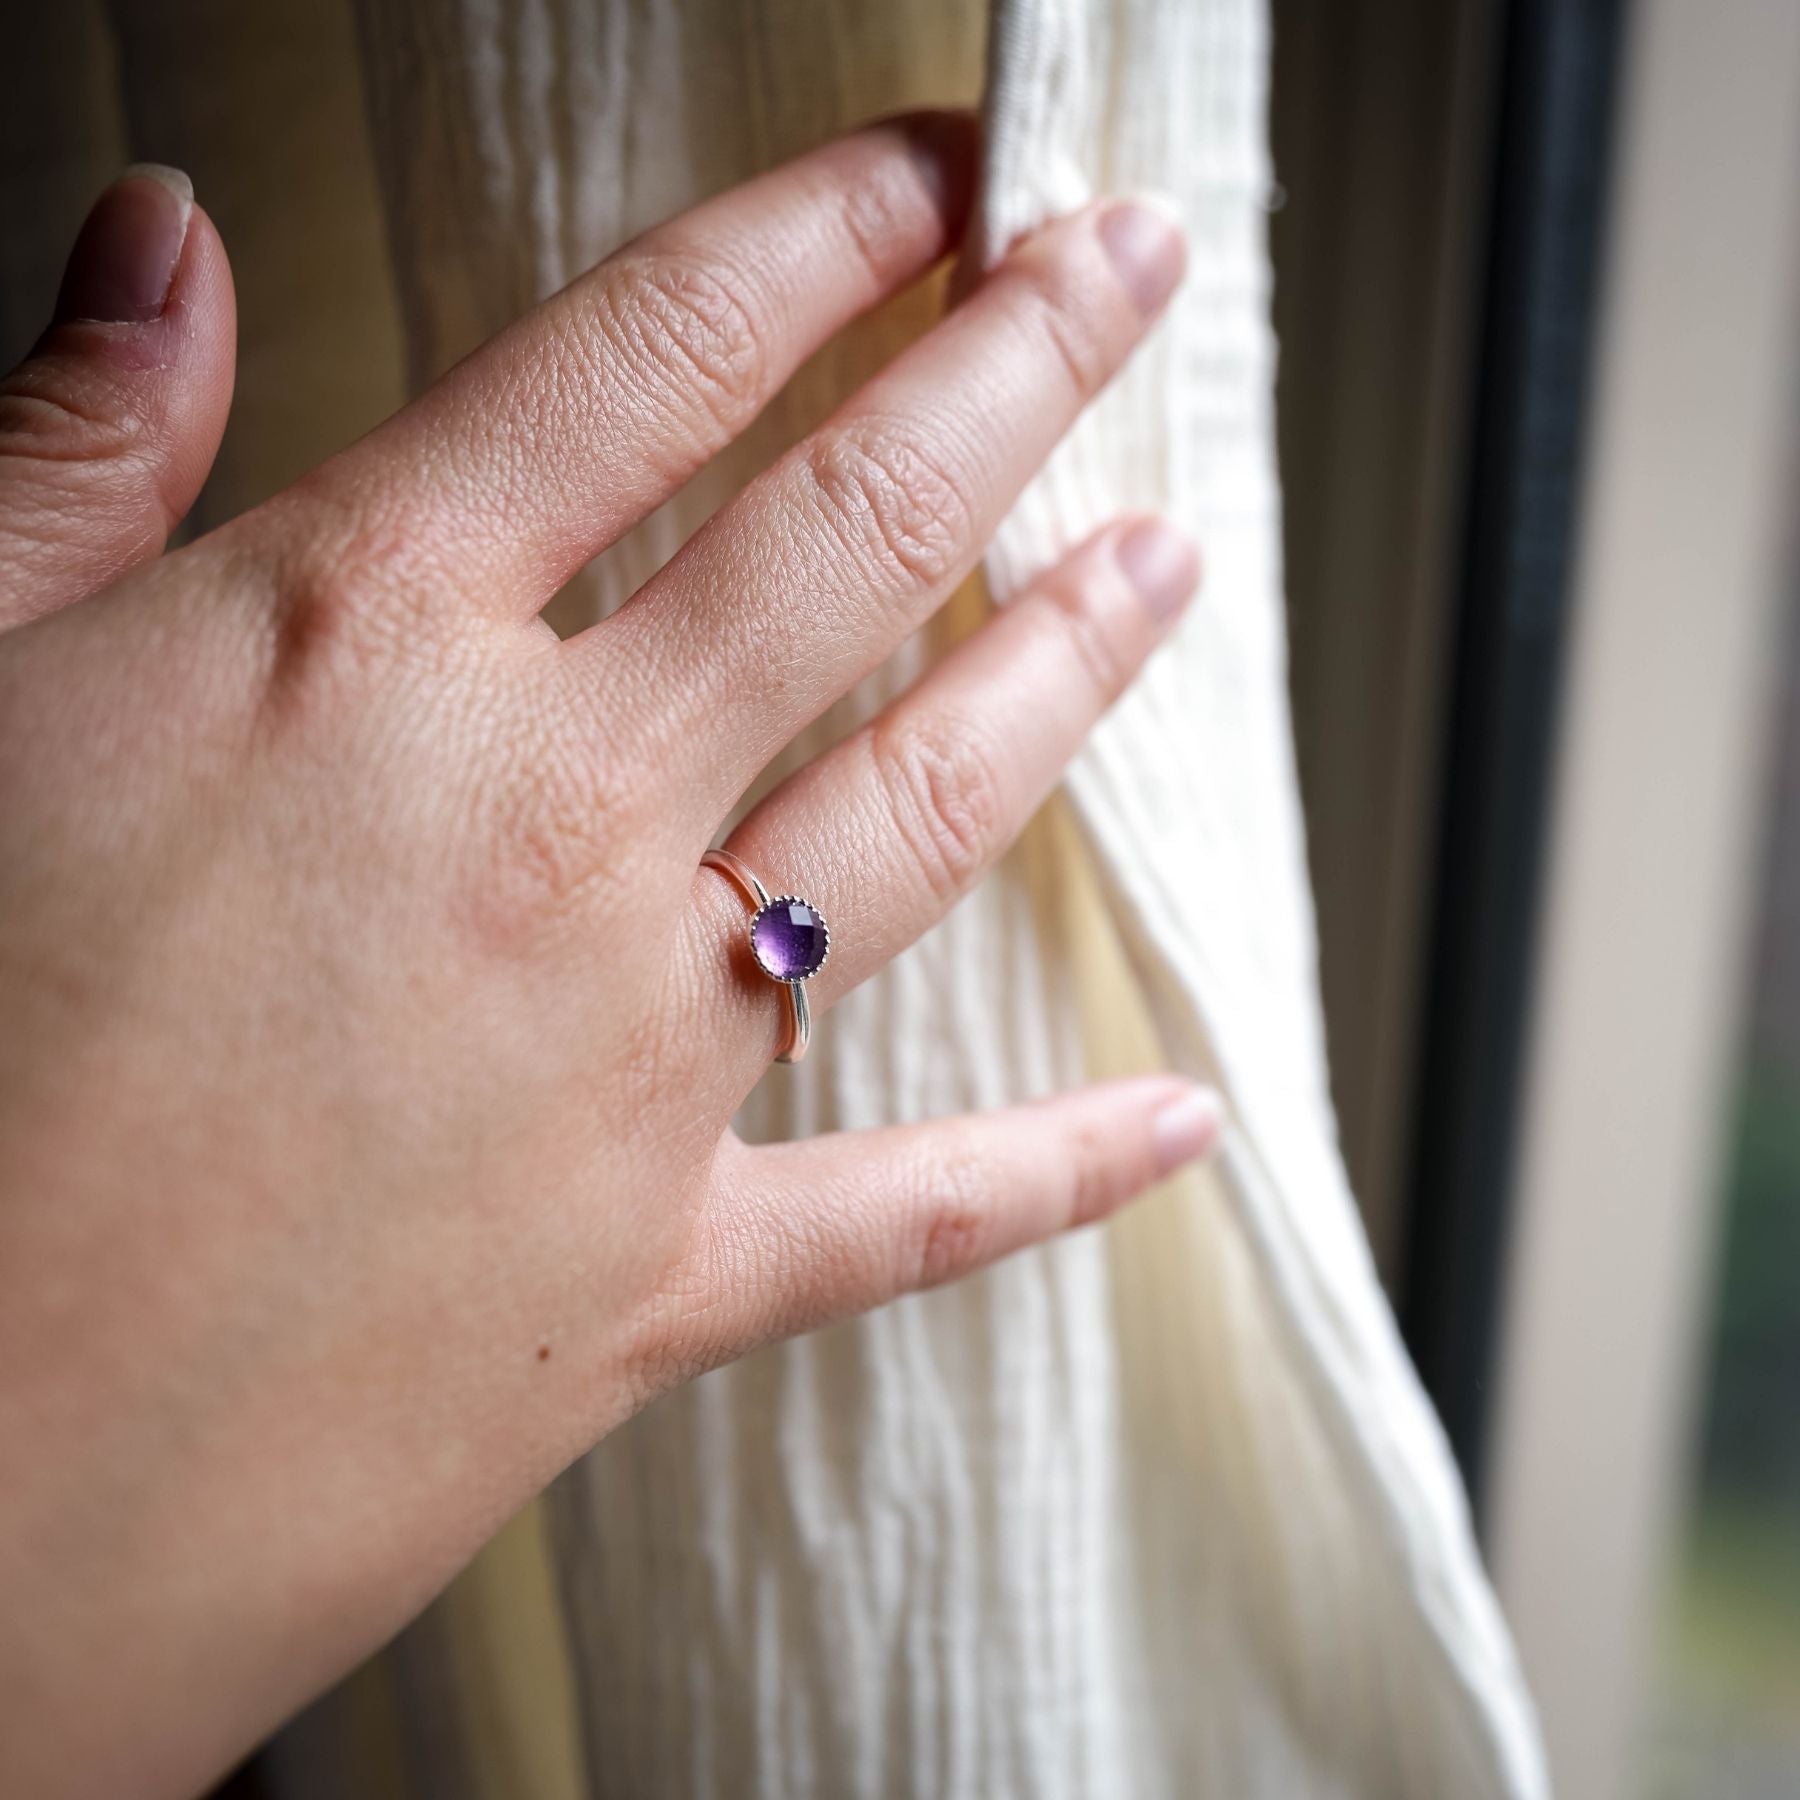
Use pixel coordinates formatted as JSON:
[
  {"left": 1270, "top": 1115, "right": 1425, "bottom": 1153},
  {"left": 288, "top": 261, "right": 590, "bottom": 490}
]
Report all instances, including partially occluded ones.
[{"left": 298, "top": 113, "right": 976, "bottom": 621}]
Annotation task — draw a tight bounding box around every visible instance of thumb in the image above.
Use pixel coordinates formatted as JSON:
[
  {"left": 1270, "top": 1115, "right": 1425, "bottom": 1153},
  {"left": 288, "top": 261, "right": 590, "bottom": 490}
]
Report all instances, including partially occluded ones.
[{"left": 0, "top": 165, "right": 236, "bottom": 629}]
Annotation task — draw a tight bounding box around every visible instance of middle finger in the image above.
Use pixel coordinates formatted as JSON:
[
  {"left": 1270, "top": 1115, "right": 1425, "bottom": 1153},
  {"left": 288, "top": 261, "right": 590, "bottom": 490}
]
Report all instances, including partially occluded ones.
[{"left": 570, "top": 198, "right": 1185, "bottom": 822}]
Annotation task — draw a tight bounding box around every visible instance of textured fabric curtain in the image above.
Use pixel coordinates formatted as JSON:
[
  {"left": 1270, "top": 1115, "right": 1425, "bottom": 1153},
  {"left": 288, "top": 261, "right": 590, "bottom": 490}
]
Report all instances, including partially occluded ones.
[{"left": 5, "top": 1, "right": 1545, "bottom": 1794}]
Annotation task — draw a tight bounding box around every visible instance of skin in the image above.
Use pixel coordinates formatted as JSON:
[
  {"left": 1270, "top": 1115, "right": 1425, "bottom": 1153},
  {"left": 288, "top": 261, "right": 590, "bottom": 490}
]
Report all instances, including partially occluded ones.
[{"left": 0, "top": 118, "right": 1220, "bottom": 1798}]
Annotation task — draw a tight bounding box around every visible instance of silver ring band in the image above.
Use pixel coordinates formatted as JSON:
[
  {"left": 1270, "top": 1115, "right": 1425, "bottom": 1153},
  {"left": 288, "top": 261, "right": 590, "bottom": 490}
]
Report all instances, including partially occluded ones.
[{"left": 701, "top": 849, "right": 830, "bottom": 1065}]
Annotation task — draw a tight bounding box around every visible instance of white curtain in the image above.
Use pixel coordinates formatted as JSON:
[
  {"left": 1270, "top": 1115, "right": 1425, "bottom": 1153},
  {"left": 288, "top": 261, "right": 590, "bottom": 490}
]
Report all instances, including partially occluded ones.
[{"left": 12, "top": 0, "right": 1539, "bottom": 1791}]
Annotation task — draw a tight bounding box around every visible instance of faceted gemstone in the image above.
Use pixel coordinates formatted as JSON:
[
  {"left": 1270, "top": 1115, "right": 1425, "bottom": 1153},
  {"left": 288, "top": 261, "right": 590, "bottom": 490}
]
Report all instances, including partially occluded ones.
[{"left": 750, "top": 898, "right": 828, "bottom": 982}]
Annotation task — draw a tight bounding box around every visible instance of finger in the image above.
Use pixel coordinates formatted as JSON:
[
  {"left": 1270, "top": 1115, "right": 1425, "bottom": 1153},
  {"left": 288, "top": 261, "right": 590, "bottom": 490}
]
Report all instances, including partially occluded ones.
[
  {"left": 581, "top": 196, "right": 1186, "bottom": 818},
  {"left": 299, "top": 112, "right": 976, "bottom": 619},
  {"left": 662, "top": 1078, "right": 1222, "bottom": 1376},
  {"left": 683, "top": 519, "right": 1199, "bottom": 1069},
  {"left": 0, "top": 166, "right": 236, "bottom": 629}
]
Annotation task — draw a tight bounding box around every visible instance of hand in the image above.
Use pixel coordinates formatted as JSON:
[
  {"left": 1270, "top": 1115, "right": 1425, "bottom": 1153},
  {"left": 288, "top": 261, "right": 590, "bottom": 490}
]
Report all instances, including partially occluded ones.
[{"left": 0, "top": 121, "right": 1217, "bottom": 1799}]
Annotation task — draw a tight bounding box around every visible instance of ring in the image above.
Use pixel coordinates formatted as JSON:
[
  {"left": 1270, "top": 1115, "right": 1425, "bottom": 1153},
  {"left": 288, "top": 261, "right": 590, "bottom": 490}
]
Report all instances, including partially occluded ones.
[{"left": 701, "top": 849, "right": 831, "bottom": 1065}]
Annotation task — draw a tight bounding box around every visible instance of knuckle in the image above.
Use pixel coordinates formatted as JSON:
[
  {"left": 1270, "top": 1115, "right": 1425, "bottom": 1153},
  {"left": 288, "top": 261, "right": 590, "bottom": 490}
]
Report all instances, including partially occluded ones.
[
  {"left": 1006, "top": 257, "right": 1117, "bottom": 401},
  {"left": 253, "top": 510, "right": 439, "bottom": 702},
  {"left": 834, "top": 161, "right": 921, "bottom": 289},
  {"left": 1065, "top": 1120, "right": 1129, "bottom": 1226},
  {"left": 252, "top": 580, "right": 377, "bottom": 720},
  {"left": 0, "top": 375, "right": 149, "bottom": 461},
  {"left": 802, "top": 418, "right": 973, "bottom": 596},
  {"left": 909, "top": 1158, "right": 994, "bottom": 1290},
  {"left": 870, "top": 707, "right": 1010, "bottom": 906},
  {"left": 0, "top": 382, "right": 161, "bottom": 520},
  {"left": 596, "top": 250, "right": 770, "bottom": 441},
  {"left": 1033, "top": 577, "right": 1137, "bottom": 702}
]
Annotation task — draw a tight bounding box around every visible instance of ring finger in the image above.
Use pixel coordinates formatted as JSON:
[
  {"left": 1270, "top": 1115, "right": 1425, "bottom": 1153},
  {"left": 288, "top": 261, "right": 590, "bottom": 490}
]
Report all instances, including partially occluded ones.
[{"left": 684, "top": 517, "right": 1200, "bottom": 1078}]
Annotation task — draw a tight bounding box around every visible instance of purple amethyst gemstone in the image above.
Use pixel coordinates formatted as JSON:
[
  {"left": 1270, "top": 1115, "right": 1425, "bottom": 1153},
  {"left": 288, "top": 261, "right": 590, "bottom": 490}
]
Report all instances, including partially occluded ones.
[{"left": 750, "top": 898, "right": 829, "bottom": 982}]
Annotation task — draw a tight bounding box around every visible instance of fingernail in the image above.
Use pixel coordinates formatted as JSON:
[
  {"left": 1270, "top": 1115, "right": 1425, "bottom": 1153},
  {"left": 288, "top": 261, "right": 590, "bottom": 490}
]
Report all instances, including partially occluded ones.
[
  {"left": 1097, "top": 195, "right": 1186, "bottom": 318},
  {"left": 1152, "top": 1086, "right": 1223, "bottom": 1176},
  {"left": 1115, "top": 518, "right": 1200, "bottom": 626},
  {"left": 55, "top": 164, "right": 194, "bottom": 326}
]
